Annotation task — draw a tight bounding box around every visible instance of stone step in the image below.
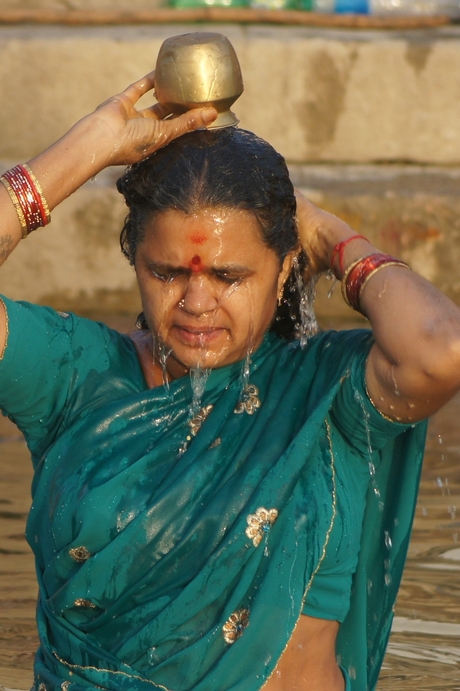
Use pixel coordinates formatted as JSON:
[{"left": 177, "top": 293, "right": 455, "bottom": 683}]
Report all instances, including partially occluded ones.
[{"left": 1, "top": 23, "right": 460, "bottom": 165}]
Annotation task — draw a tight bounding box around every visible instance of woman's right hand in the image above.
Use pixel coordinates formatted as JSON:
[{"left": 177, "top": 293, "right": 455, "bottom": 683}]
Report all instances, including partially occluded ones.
[
  {"left": 0, "top": 73, "right": 217, "bottom": 267},
  {"left": 89, "top": 72, "right": 218, "bottom": 167}
]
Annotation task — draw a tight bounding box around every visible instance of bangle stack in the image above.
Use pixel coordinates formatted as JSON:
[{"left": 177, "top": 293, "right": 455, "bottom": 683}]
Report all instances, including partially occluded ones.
[
  {"left": 342, "top": 253, "right": 411, "bottom": 316},
  {"left": 0, "top": 164, "right": 50, "bottom": 239}
]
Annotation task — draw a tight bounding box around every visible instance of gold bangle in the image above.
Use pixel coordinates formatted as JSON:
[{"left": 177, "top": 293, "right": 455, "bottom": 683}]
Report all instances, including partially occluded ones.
[
  {"left": 358, "top": 261, "right": 411, "bottom": 305},
  {"left": 340, "top": 256, "right": 369, "bottom": 309},
  {"left": 23, "top": 162, "right": 50, "bottom": 224},
  {"left": 0, "top": 175, "right": 28, "bottom": 238}
]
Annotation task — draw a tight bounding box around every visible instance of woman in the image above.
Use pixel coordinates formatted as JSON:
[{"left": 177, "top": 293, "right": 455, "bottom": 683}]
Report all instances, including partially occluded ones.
[{"left": 1, "top": 72, "right": 460, "bottom": 691}]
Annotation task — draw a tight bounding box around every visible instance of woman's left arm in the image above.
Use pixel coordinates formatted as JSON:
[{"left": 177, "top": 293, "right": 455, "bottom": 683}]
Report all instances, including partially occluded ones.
[{"left": 295, "top": 190, "right": 460, "bottom": 423}]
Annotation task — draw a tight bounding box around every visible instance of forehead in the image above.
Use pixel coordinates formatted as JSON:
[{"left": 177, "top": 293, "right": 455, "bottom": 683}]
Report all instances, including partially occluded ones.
[{"left": 141, "top": 208, "right": 269, "bottom": 263}]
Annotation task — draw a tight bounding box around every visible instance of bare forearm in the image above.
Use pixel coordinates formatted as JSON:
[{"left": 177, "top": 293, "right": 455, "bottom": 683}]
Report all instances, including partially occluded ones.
[{"left": 0, "top": 113, "right": 113, "bottom": 268}]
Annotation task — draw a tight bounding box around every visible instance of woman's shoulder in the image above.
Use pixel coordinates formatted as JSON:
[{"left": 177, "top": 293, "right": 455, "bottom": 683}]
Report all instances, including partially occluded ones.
[
  {"left": 1, "top": 295, "right": 134, "bottom": 363},
  {"left": 271, "top": 327, "right": 374, "bottom": 370}
]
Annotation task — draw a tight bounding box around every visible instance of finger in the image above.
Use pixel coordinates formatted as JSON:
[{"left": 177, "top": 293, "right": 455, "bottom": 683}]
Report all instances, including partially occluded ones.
[
  {"left": 162, "top": 107, "right": 218, "bottom": 138},
  {"left": 122, "top": 71, "right": 156, "bottom": 104},
  {"left": 147, "top": 102, "right": 174, "bottom": 120}
]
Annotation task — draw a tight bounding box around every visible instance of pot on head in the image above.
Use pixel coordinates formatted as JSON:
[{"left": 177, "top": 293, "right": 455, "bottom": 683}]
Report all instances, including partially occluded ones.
[{"left": 154, "top": 32, "right": 244, "bottom": 129}]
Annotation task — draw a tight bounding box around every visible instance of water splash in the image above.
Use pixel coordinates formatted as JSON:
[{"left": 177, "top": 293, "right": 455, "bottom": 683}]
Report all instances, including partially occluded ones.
[
  {"left": 354, "top": 387, "right": 384, "bottom": 511},
  {"left": 325, "top": 271, "right": 339, "bottom": 299},
  {"left": 189, "top": 367, "right": 211, "bottom": 417},
  {"left": 158, "top": 343, "right": 172, "bottom": 393},
  {"left": 292, "top": 255, "right": 318, "bottom": 347}
]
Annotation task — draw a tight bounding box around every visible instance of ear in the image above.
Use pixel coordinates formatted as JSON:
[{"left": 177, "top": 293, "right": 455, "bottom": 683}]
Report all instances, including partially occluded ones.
[{"left": 277, "top": 248, "right": 297, "bottom": 296}]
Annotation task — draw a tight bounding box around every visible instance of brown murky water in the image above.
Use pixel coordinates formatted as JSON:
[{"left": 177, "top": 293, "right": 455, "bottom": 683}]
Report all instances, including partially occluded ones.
[{"left": 1, "top": 315, "right": 460, "bottom": 690}]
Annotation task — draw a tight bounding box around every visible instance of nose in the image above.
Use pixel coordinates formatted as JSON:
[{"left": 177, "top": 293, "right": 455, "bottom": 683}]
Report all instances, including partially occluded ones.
[{"left": 180, "top": 274, "right": 219, "bottom": 316}]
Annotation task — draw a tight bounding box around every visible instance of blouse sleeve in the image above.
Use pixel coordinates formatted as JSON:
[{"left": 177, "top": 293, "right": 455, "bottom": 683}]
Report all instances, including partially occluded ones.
[
  {"left": 329, "top": 331, "right": 415, "bottom": 456},
  {"left": 0, "top": 296, "right": 135, "bottom": 458}
]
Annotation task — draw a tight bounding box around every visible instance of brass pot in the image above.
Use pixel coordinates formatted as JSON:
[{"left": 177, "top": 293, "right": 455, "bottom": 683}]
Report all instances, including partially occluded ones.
[{"left": 154, "top": 32, "right": 244, "bottom": 129}]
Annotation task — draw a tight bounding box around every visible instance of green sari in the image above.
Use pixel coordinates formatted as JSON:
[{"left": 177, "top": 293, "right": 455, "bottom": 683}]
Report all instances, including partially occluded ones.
[{"left": 0, "top": 298, "right": 427, "bottom": 691}]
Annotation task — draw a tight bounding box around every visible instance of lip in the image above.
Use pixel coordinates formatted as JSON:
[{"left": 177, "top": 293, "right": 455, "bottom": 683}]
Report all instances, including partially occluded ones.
[{"left": 173, "top": 324, "right": 227, "bottom": 347}]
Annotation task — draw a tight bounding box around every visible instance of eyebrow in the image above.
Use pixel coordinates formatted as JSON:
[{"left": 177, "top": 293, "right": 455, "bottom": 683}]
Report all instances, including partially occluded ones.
[{"left": 146, "top": 261, "right": 254, "bottom": 276}]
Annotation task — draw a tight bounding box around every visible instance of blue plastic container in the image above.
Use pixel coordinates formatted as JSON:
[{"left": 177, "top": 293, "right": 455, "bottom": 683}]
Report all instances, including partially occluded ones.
[{"left": 335, "top": 0, "right": 368, "bottom": 11}]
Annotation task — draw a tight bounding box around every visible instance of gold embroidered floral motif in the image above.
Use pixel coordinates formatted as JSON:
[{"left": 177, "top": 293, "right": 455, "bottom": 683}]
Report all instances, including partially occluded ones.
[
  {"left": 209, "top": 437, "right": 221, "bottom": 449},
  {"left": 245, "top": 507, "right": 278, "bottom": 547},
  {"left": 61, "top": 682, "right": 71, "bottom": 691},
  {"left": 189, "top": 404, "right": 214, "bottom": 436},
  {"left": 69, "top": 546, "right": 90, "bottom": 563},
  {"left": 222, "top": 608, "right": 250, "bottom": 644},
  {"left": 74, "top": 598, "right": 97, "bottom": 609},
  {"left": 234, "top": 385, "right": 261, "bottom": 415},
  {"left": 37, "top": 684, "right": 47, "bottom": 691}
]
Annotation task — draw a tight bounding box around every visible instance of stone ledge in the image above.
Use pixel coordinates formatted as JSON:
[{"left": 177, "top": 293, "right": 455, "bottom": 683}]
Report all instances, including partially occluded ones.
[{"left": 1, "top": 24, "right": 460, "bottom": 163}]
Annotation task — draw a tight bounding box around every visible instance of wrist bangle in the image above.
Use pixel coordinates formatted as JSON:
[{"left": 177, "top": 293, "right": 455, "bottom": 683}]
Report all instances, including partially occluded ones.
[
  {"left": 330, "top": 234, "right": 369, "bottom": 274},
  {"left": 0, "top": 176, "right": 28, "bottom": 238},
  {"left": 342, "top": 253, "right": 411, "bottom": 316},
  {"left": 0, "top": 164, "right": 51, "bottom": 238}
]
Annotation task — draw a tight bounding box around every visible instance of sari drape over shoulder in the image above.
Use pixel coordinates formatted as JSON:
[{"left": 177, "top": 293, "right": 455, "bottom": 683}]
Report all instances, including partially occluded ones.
[{"left": 0, "top": 298, "right": 427, "bottom": 691}]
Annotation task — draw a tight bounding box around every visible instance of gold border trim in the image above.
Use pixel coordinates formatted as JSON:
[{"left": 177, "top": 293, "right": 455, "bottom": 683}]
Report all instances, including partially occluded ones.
[
  {"left": 364, "top": 354, "right": 398, "bottom": 423},
  {"left": 52, "top": 652, "right": 173, "bottom": 691},
  {"left": 0, "top": 296, "right": 9, "bottom": 361},
  {"left": 261, "top": 417, "right": 338, "bottom": 688}
]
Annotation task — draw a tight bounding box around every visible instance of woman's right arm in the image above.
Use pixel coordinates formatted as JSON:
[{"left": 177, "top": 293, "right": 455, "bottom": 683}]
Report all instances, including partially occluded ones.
[{"left": 0, "top": 71, "right": 217, "bottom": 355}]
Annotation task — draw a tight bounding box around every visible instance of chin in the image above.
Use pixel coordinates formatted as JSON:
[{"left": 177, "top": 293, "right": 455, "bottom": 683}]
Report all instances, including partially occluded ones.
[{"left": 172, "top": 345, "right": 235, "bottom": 372}]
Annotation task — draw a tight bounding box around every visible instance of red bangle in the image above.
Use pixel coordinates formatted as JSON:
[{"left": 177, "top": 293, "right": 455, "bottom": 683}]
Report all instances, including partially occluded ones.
[
  {"left": 342, "top": 253, "right": 411, "bottom": 316},
  {"left": 330, "top": 235, "right": 369, "bottom": 274},
  {"left": 0, "top": 164, "right": 50, "bottom": 237}
]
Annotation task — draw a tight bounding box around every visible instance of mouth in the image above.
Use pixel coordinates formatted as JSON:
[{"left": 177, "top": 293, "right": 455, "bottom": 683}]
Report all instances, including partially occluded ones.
[{"left": 173, "top": 324, "right": 227, "bottom": 347}]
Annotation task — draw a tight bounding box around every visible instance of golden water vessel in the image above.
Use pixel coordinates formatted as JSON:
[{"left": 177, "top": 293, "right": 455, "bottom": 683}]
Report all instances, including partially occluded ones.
[{"left": 154, "top": 32, "right": 244, "bottom": 129}]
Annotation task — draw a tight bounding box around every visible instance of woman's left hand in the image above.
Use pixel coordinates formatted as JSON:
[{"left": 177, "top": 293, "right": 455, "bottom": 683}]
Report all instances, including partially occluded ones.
[{"left": 295, "top": 189, "right": 357, "bottom": 276}]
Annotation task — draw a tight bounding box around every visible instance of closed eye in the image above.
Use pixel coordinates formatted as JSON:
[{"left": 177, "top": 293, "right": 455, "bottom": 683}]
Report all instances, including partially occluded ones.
[
  {"left": 150, "top": 266, "right": 185, "bottom": 283},
  {"left": 211, "top": 268, "right": 253, "bottom": 285}
]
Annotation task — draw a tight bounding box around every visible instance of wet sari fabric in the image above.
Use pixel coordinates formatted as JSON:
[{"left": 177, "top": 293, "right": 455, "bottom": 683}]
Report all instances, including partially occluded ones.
[{"left": 0, "top": 299, "right": 427, "bottom": 691}]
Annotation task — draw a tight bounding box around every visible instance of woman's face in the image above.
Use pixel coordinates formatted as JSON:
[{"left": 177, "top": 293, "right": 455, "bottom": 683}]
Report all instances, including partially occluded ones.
[{"left": 135, "top": 207, "right": 294, "bottom": 379}]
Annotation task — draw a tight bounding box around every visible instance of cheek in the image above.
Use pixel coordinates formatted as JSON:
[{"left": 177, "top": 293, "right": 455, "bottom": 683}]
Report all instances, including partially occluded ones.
[{"left": 138, "top": 276, "right": 178, "bottom": 315}]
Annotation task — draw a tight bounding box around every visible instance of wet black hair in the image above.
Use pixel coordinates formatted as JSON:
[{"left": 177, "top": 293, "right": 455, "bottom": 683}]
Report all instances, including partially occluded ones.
[{"left": 117, "top": 127, "right": 308, "bottom": 339}]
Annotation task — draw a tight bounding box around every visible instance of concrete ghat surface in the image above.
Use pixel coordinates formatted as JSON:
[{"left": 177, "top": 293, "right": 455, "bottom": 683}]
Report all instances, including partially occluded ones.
[
  {"left": 1, "top": 163, "right": 459, "bottom": 319},
  {"left": 1, "top": 24, "right": 460, "bottom": 163}
]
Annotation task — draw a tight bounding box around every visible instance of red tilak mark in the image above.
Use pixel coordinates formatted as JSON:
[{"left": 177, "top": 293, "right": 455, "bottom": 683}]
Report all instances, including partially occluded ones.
[
  {"left": 190, "top": 255, "right": 203, "bottom": 272},
  {"left": 190, "top": 234, "right": 206, "bottom": 245}
]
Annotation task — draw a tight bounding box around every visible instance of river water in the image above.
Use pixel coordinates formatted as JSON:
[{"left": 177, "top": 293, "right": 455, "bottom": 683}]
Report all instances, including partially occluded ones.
[{"left": 1, "top": 315, "right": 460, "bottom": 690}]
